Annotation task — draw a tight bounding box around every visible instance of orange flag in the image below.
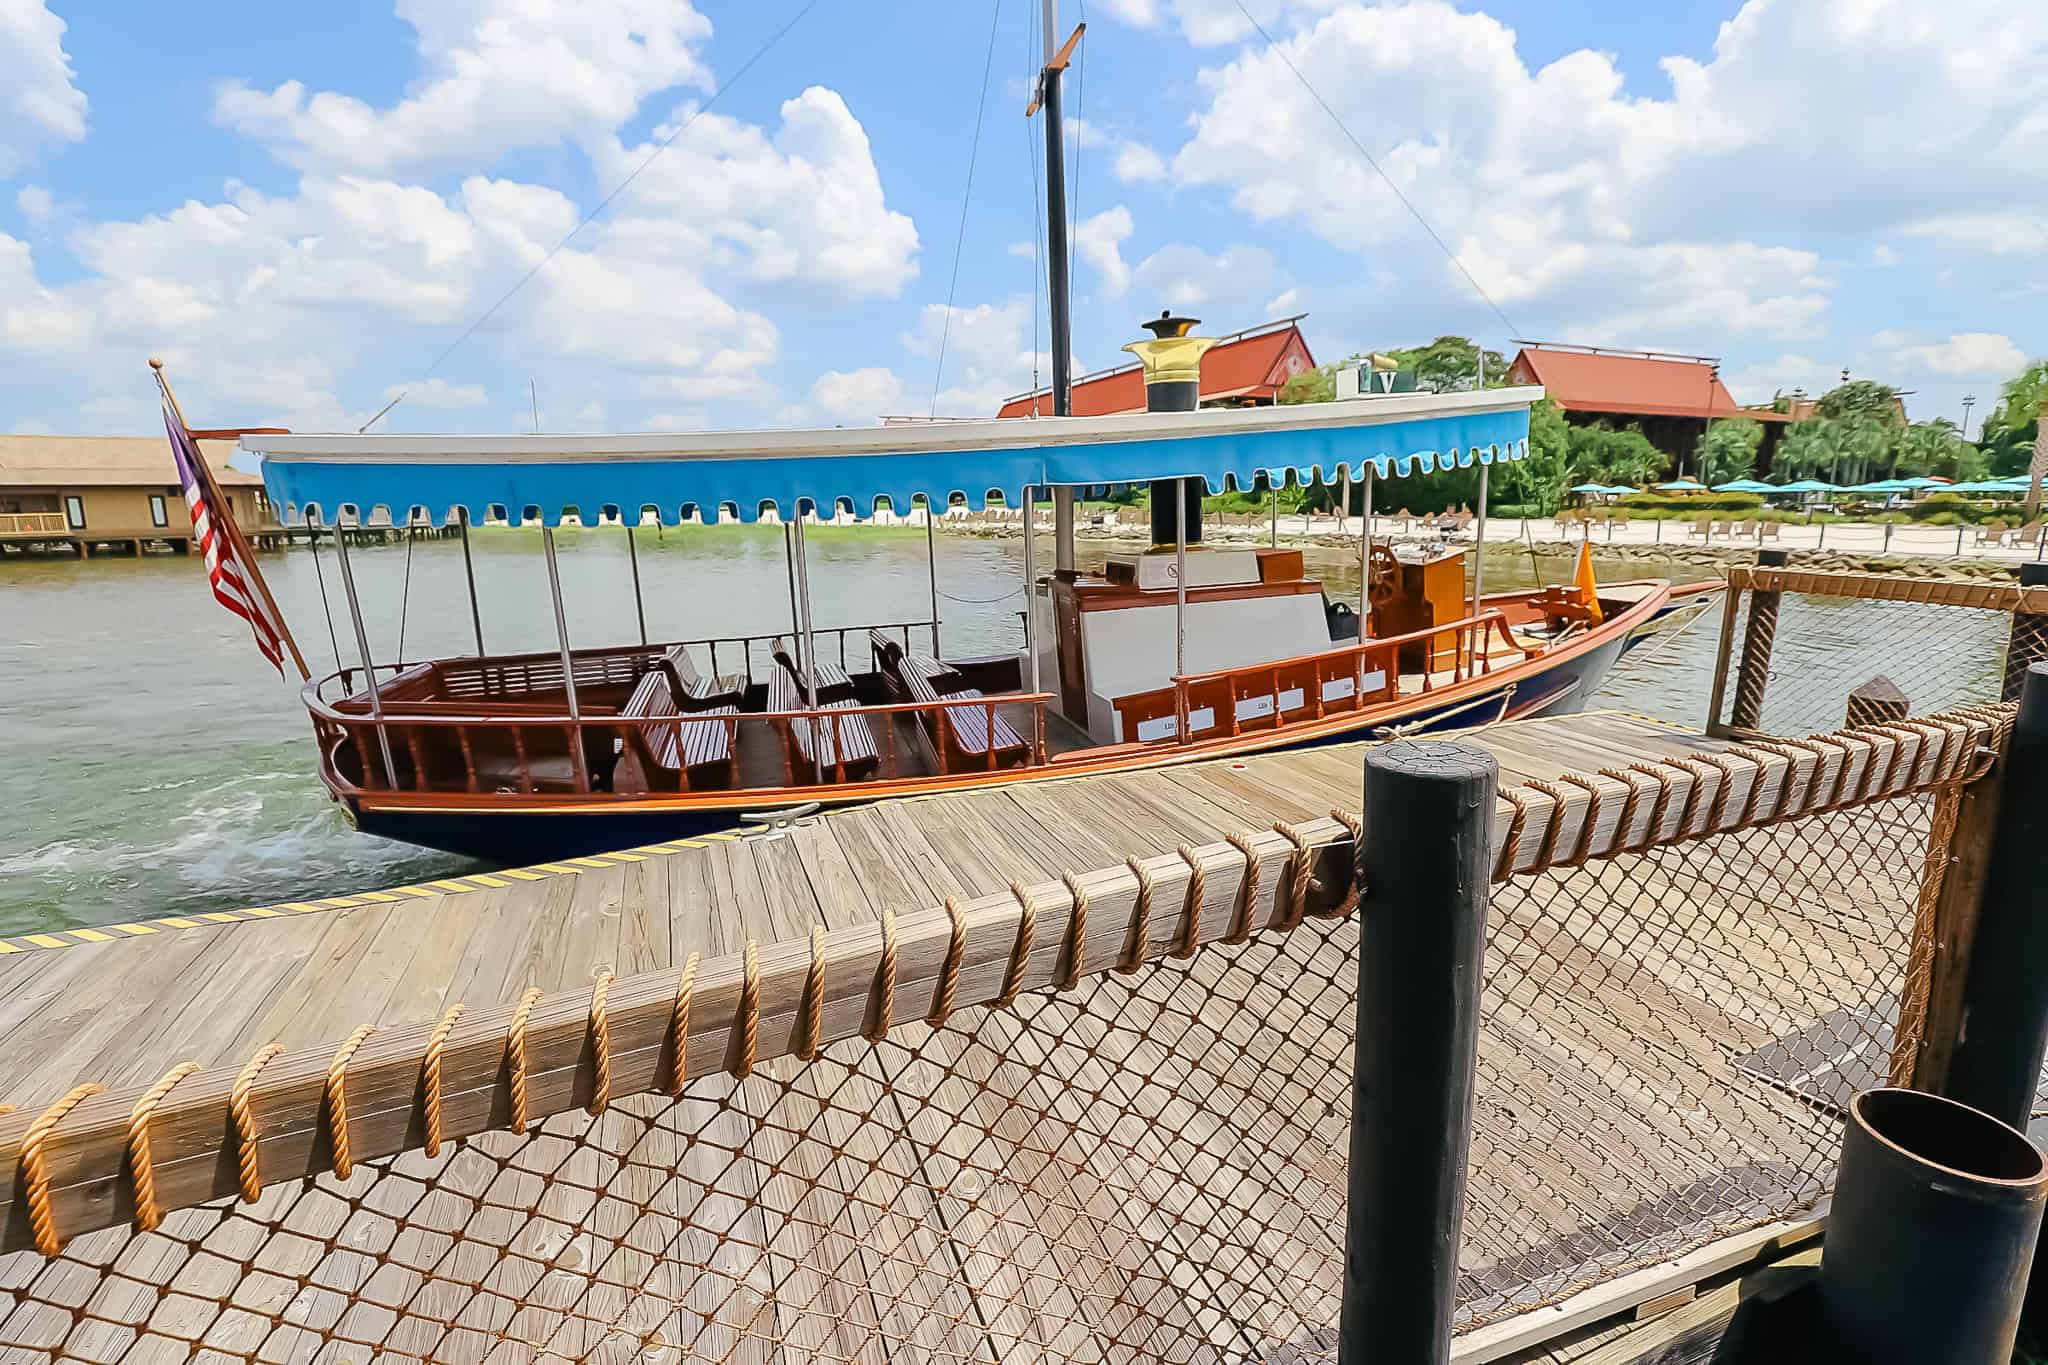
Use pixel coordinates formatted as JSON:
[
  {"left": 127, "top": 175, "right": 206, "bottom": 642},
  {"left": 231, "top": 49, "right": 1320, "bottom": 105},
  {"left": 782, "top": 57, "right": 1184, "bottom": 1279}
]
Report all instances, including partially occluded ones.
[{"left": 1574, "top": 541, "right": 1604, "bottom": 624}]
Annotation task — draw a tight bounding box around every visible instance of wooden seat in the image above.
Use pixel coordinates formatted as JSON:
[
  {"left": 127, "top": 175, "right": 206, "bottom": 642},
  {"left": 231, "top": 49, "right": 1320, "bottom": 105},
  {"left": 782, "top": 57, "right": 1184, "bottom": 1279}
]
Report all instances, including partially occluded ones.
[
  {"left": 614, "top": 670, "right": 735, "bottom": 793},
  {"left": 768, "top": 667, "right": 878, "bottom": 781},
  {"left": 665, "top": 646, "right": 747, "bottom": 708},
  {"left": 771, "top": 637, "right": 855, "bottom": 703},
  {"left": 901, "top": 666, "right": 1026, "bottom": 772}
]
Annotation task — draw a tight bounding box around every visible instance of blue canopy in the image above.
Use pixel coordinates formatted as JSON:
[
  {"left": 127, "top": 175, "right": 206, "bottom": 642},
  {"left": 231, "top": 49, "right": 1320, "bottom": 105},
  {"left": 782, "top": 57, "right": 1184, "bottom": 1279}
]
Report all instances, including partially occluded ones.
[
  {"left": 1847, "top": 478, "right": 1915, "bottom": 493},
  {"left": 1600, "top": 483, "right": 1639, "bottom": 495},
  {"left": 246, "top": 392, "right": 1536, "bottom": 527},
  {"left": 1711, "top": 478, "right": 1777, "bottom": 493},
  {"left": 1774, "top": 479, "right": 1838, "bottom": 493},
  {"left": 1945, "top": 478, "right": 2022, "bottom": 493},
  {"left": 1569, "top": 482, "right": 1609, "bottom": 493},
  {"left": 1654, "top": 478, "right": 1706, "bottom": 491}
]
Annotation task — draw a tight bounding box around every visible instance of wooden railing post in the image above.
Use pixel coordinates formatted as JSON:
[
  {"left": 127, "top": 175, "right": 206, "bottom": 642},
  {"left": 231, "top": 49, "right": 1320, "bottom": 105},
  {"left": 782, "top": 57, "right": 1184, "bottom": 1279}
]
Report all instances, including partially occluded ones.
[
  {"left": 1341, "top": 740, "right": 1496, "bottom": 1365},
  {"left": 1728, "top": 547, "right": 1790, "bottom": 732}
]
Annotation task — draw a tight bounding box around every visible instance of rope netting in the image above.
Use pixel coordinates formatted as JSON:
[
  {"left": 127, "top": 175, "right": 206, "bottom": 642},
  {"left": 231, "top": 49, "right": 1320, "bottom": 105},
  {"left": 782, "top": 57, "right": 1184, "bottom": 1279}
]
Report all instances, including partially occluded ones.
[
  {"left": 0, "top": 718, "right": 1995, "bottom": 1363},
  {"left": 1714, "top": 568, "right": 2046, "bottom": 737}
]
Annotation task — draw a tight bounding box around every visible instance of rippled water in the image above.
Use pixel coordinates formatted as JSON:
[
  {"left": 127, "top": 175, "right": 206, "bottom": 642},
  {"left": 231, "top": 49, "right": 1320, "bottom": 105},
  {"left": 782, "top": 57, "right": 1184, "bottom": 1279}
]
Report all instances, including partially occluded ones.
[{"left": 1, "top": 529, "right": 1722, "bottom": 933}]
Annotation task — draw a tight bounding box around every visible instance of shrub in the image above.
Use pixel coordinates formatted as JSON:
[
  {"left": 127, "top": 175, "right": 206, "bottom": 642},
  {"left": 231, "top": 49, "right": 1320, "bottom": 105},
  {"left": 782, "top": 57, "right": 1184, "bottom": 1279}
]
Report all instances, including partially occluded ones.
[{"left": 1615, "top": 492, "right": 1765, "bottom": 513}]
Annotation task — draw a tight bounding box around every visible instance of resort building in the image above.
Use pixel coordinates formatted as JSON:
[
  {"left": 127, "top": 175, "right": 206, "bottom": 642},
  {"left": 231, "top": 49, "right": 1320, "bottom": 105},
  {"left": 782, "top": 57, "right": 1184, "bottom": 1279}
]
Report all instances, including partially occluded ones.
[
  {"left": 996, "top": 315, "right": 1315, "bottom": 418},
  {"left": 1505, "top": 342, "right": 1792, "bottom": 472},
  {"left": 0, "top": 434, "right": 276, "bottom": 558}
]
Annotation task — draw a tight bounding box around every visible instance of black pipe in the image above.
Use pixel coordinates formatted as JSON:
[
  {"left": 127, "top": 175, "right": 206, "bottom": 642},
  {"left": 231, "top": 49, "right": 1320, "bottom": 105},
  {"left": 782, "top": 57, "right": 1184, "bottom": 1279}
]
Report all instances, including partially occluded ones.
[
  {"left": 1820, "top": 1088, "right": 2047, "bottom": 1363},
  {"left": 1339, "top": 739, "right": 1496, "bottom": 1364},
  {"left": 1943, "top": 661, "right": 2048, "bottom": 1128}
]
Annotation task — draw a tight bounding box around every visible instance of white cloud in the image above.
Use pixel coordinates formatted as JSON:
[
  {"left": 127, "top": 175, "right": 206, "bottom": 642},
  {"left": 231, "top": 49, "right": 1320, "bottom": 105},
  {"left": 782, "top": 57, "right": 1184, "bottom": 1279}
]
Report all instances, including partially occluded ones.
[
  {"left": 1169, "top": 0, "right": 2048, "bottom": 348},
  {"left": 1884, "top": 331, "right": 2028, "bottom": 379},
  {"left": 810, "top": 366, "right": 908, "bottom": 424},
  {"left": 1131, "top": 242, "right": 1277, "bottom": 315},
  {"left": 1112, "top": 141, "right": 1168, "bottom": 182},
  {"left": 1074, "top": 205, "right": 1134, "bottom": 296},
  {"left": 1871, "top": 244, "right": 1900, "bottom": 266},
  {"left": 385, "top": 378, "right": 486, "bottom": 408},
  {"left": 0, "top": 1, "right": 87, "bottom": 178},
  {"left": 585, "top": 87, "right": 919, "bottom": 299},
  {"left": 214, "top": 0, "right": 712, "bottom": 176},
  {"left": 1719, "top": 353, "right": 1833, "bottom": 408},
  {"left": 1266, "top": 288, "right": 1300, "bottom": 314},
  {"left": 1902, "top": 213, "right": 2048, "bottom": 257},
  {"left": 15, "top": 184, "right": 52, "bottom": 222},
  {"left": 904, "top": 299, "right": 1056, "bottom": 415}
]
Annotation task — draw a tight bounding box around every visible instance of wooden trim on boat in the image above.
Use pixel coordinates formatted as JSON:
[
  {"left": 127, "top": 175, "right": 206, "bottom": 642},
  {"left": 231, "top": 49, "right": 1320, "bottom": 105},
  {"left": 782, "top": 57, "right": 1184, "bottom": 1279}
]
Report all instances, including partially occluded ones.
[{"left": 337, "top": 585, "right": 1670, "bottom": 822}]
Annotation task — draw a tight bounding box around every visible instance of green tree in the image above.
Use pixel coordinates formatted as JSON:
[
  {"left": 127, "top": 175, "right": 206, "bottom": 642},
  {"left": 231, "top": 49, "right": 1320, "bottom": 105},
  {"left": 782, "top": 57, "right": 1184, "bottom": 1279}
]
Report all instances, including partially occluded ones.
[
  {"left": 1979, "top": 360, "right": 2048, "bottom": 497},
  {"left": 1495, "top": 398, "right": 1571, "bottom": 513},
  {"left": 1384, "top": 336, "right": 1509, "bottom": 392},
  {"left": 1814, "top": 380, "right": 1905, "bottom": 427},
  {"left": 1277, "top": 353, "right": 1368, "bottom": 405},
  {"left": 1697, "top": 418, "right": 1763, "bottom": 487},
  {"left": 1893, "top": 419, "right": 1983, "bottom": 481},
  {"left": 1565, "top": 422, "right": 1663, "bottom": 488}
]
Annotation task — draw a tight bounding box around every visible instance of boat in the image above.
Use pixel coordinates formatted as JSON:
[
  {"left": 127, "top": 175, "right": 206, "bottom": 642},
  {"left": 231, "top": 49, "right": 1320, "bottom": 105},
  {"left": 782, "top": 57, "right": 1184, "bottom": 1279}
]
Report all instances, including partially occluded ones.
[
  {"left": 174, "top": 10, "right": 1671, "bottom": 863},
  {"left": 236, "top": 365, "right": 1670, "bottom": 861}
]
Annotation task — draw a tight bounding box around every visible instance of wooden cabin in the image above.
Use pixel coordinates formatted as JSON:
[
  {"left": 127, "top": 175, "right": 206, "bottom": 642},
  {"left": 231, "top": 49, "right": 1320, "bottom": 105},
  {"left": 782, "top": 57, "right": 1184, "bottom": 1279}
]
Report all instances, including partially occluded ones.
[{"left": 0, "top": 434, "right": 277, "bottom": 557}]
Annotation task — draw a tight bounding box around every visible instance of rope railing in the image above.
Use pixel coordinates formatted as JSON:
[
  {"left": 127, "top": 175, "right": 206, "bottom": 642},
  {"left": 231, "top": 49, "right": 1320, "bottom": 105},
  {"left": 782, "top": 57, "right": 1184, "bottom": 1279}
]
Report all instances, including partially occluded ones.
[
  {"left": 0, "top": 703, "right": 2011, "bottom": 1259},
  {"left": 1726, "top": 564, "right": 2048, "bottom": 611}
]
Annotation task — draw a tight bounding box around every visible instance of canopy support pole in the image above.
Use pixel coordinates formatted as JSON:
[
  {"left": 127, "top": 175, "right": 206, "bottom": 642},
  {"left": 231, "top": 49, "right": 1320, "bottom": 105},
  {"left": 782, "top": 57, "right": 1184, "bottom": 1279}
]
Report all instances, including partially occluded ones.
[
  {"left": 332, "top": 528, "right": 398, "bottom": 789},
  {"left": 1359, "top": 465, "right": 1375, "bottom": 620},
  {"left": 456, "top": 506, "right": 484, "bottom": 655},
  {"left": 1024, "top": 486, "right": 1041, "bottom": 697},
  {"left": 925, "top": 497, "right": 942, "bottom": 655},
  {"left": 1175, "top": 476, "right": 1189, "bottom": 741},
  {"left": 624, "top": 518, "right": 647, "bottom": 646},
  {"left": 541, "top": 527, "right": 592, "bottom": 793},
  {"left": 1054, "top": 487, "right": 1075, "bottom": 573},
  {"left": 794, "top": 510, "right": 819, "bottom": 709},
  {"left": 1470, "top": 462, "right": 1490, "bottom": 630},
  {"left": 1270, "top": 473, "right": 1280, "bottom": 547},
  {"left": 783, "top": 519, "right": 802, "bottom": 682}
]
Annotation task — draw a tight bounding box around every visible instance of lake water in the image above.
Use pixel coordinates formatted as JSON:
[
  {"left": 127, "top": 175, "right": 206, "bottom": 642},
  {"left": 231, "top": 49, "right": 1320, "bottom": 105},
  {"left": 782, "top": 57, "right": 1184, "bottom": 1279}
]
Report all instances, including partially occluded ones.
[{"left": 0, "top": 529, "right": 1721, "bottom": 934}]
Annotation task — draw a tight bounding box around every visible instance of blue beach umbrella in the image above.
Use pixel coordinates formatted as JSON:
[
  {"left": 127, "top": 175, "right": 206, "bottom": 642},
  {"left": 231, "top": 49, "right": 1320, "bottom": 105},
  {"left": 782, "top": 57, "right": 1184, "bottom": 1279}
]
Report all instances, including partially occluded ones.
[
  {"left": 1654, "top": 478, "right": 1707, "bottom": 492},
  {"left": 1775, "top": 479, "right": 1838, "bottom": 493},
  {"left": 1711, "top": 478, "right": 1777, "bottom": 494}
]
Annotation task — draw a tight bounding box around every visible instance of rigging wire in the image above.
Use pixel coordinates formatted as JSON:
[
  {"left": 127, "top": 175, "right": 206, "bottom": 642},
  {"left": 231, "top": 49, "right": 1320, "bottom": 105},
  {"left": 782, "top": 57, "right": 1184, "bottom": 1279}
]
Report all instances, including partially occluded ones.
[
  {"left": 1068, "top": 0, "right": 1086, "bottom": 302},
  {"left": 304, "top": 514, "right": 343, "bottom": 670},
  {"left": 1227, "top": 0, "right": 1521, "bottom": 342},
  {"left": 362, "top": 0, "right": 826, "bottom": 431},
  {"left": 931, "top": 0, "right": 1007, "bottom": 419}
]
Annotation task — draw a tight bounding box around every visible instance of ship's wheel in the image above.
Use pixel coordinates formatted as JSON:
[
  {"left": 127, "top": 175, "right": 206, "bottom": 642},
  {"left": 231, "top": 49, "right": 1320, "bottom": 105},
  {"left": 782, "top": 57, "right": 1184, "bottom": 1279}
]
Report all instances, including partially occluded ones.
[{"left": 1367, "top": 544, "right": 1401, "bottom": 610}]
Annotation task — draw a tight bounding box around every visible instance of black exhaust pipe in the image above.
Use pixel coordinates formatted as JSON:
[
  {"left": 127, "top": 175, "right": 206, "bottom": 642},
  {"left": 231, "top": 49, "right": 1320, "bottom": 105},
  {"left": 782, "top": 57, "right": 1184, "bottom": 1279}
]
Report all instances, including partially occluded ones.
[{"left": 1820, "top": 1087, "right": 2048, "bottom": 1363}]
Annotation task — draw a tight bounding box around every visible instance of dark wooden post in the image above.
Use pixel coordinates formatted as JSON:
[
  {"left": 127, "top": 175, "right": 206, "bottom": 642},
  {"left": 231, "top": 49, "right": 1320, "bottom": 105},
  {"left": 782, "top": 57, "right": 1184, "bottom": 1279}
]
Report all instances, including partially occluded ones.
[
  {"left": 1942, "top": 663, "right": 2048, "bottom": 1128},
  {"left": 1340, "top": 740, "right": 1496, "bottom": 1365},
  {"left": 1728, "top": 548, "right": 1791, "bottom": 732},
  {"left": 2003, "top": 563, "right": 2048, "bottom": 702},
  {"left": 1846, "top": 676, "right": 1910, "bottom": 728}
]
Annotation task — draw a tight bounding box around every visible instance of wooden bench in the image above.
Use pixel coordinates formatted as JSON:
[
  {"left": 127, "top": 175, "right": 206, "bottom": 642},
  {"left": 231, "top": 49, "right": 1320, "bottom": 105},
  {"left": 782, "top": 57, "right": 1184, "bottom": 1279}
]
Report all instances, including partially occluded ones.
[
  {"left": 900, "top": 665, "right": 1027, "bottom": 772},
  {"left": 613, "top": 669, "right": 736, "bottom": 793},
  {"left": 771, "top": 638, "right": 855, "bottom": 704},
  {"left": 664, "top": 645, "right": 748, "bottom": 708},
  {"left": 768, "top": 667, "right": 878, "bottom": 782}
]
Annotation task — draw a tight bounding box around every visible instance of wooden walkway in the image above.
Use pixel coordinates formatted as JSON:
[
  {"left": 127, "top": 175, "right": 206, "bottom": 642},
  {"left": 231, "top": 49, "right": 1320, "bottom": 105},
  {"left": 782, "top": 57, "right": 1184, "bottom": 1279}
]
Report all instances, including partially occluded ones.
[
  {"left": 0, "top": 706, "right": 1936, "bottom": 1363},
  {"left": 0, "top": 711, "right": 1727, "bottom": 1112}
]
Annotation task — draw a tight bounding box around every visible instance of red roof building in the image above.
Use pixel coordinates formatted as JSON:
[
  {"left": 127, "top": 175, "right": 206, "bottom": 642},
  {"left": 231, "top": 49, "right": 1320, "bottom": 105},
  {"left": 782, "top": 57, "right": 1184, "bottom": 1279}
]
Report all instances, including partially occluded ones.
[
  {"left": 997, "top": 316, "right": 1315, "bottom": 418},
  {"left": 1506, "top": 342, "right": 1790, "bottom": 472}
]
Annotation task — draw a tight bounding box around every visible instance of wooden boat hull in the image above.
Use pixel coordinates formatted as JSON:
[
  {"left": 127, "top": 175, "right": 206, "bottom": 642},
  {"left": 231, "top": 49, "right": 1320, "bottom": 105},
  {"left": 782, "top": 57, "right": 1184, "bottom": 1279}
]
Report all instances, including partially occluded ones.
[{"left": 343, "top": 586, "right": 1661, "bottom": 862}]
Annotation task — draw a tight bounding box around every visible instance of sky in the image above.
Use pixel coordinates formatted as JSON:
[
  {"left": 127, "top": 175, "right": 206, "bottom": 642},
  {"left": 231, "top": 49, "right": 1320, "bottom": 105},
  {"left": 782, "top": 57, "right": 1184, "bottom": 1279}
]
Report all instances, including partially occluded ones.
[{"left": 1, "top": 0, "right": 2042, "bottom": 442}]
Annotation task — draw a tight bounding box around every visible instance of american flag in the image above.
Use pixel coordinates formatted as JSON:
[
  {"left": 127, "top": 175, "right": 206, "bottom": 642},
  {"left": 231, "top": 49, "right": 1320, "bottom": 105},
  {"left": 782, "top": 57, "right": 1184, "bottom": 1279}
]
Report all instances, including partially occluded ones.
[{"left": 164, "top": 405, "right": 290, "bottom": 677}]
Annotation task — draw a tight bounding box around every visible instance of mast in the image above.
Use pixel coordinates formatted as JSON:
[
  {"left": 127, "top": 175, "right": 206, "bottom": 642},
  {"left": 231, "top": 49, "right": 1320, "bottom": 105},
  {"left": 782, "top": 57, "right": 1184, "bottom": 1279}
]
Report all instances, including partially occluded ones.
[{"left": 1033, "top": 1, "right": 1084, "bottom": 572}]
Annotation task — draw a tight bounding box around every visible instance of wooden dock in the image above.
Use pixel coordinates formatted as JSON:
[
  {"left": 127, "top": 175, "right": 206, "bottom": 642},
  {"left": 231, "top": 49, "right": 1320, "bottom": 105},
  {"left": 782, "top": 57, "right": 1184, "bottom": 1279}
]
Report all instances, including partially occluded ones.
[
  {"left": 0, "top": 707, "right": 1960, "bottom": 1362},
  {"left": 0, "top": 711, "right": 1730, "bottom": 1110}
]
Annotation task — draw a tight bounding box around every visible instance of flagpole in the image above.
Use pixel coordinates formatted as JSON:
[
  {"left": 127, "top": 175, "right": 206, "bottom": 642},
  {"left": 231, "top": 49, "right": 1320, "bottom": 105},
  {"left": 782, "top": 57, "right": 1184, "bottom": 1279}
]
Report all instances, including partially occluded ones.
[{"left": 150, "top": 359, "right": 312, "bottom": 681}]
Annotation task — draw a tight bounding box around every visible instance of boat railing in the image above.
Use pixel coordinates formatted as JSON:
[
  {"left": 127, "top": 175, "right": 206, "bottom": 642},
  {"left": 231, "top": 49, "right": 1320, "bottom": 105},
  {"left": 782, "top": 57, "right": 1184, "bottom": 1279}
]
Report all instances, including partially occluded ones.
[
  {"left": 310, "top": 689, "right": 1054, "bottom": 797},
  {"left": 1161, "top": 609, "right": 1540, "bottom": 744},
  {"left": 307, "top": 617, "right": 939, "bottom": 706}
]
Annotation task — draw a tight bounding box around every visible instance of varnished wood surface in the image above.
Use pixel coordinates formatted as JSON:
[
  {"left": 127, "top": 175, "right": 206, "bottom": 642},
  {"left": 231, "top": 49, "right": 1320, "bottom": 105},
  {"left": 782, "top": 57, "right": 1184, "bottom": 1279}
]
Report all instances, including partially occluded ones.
[{"left": 0, "top": 710, "right": 1726, "bottom": 1115}]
